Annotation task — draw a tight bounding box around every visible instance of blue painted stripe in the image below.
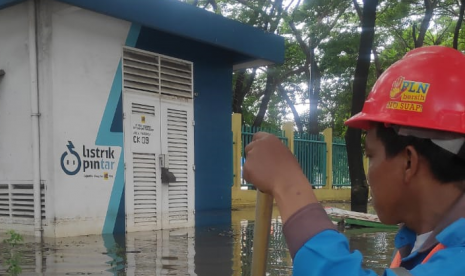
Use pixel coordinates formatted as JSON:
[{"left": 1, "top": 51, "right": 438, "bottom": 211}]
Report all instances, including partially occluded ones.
[{"left": 98, "top": 23, "right": 141, "bottom": 234}]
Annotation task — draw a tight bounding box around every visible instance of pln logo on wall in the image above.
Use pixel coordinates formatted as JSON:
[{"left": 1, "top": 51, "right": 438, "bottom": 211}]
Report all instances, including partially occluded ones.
[{"left": 61, "top": 141, "right": 120, "bottom": 180}]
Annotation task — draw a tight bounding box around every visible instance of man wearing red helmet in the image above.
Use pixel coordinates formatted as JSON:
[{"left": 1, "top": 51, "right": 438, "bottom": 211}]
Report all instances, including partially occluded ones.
[{"left": 243, "top": 46, "right": 465, "bottom": 275}]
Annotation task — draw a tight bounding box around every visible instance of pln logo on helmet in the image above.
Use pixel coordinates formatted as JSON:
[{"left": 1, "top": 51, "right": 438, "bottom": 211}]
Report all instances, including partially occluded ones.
[{"left": 386, "top": 76, "right": 431, "bottom": 113}]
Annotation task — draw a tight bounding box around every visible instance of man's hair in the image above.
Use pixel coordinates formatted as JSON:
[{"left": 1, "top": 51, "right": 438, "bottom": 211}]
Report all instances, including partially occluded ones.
[{"left": 375, "top": 124, "right": 465, "bottom": 191}]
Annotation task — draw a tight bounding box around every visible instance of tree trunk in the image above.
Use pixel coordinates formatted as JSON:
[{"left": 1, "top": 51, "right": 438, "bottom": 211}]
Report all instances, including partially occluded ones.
[
  {"left": 346, "top": 0, "right": 378, "bottom": 213},
  {"left": 308, "top": 44, "right": 321, "bottom": 135},
  {"left": 253, "top": 72, "right": 275, "bottom": 127},
  {"left": 415, "top": 0, "right": 435, "bottom": 48},
  {"left": 278, "top": 85, "right": 304, "bottom": 132},
  {"left": 352, "top": 0, "right": 362, "bottom": 19},
  {"left": 230, "top": 1, "right": 262, "bottom": 116},
  {"left": 354, "top": 0, "right": 382, "bottom": 79},
  {"left": 454, "top": 0, "right": 465, "bottom": 50},
  {"left": 232, "top": 70, "right": 246, "bottom": 114},
  {"left": 288, "top": 20, "right": 317, "bottom": 133},
  {"left": 308, "top": 96, "right": 319, "bottom": 134},
  {"left": 232, "top": 69, "right": 257, "bottom": 114},
  {"left": 206, "top": 0, "right": 219, "bottom": 13},
  {"left": 236, "top": 0, "right": 283, "bottom": 127}
]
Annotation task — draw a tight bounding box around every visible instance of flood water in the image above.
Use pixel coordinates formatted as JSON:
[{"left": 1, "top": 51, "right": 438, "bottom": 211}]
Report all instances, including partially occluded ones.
[{"left": 0, "top": 205, "right": 396, "bottom": 275}]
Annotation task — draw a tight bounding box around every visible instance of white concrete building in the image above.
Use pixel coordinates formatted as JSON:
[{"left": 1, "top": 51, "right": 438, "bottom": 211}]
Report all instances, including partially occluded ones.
[{"left": 0, "top": 0, "right": 284, "bottom": 237}]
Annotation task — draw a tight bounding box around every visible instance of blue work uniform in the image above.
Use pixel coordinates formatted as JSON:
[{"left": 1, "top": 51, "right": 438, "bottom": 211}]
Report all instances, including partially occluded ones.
[{"left": 283, "top": 194, "right": 465, "bottom": 276}]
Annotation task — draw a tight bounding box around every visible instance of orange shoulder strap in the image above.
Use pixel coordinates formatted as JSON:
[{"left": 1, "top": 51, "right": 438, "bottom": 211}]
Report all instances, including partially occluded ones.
[
  {"left": 421, "top": 243, "right": 446, "bottom": 264},
  {"left": 390, "top": 251, "right": 402, "bottom": 268},
  {"left": 390, "top": 243, "right": 445, "bottom": 268}
]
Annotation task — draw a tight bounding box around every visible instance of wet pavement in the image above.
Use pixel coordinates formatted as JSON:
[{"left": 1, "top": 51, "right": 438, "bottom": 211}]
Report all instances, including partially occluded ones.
[{"left": 0, "top": 205, "right": 396, "bottom": 275}]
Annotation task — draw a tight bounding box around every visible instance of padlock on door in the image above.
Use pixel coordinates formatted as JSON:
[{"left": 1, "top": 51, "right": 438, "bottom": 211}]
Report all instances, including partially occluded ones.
[{"left": 160, "top": 154, "right": 176, "bottom": 184}]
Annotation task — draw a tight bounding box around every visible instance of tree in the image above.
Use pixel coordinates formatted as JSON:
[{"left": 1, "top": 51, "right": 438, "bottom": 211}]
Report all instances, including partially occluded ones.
[
  {"left": 183, "top": 1, "right": 465, "bottom": 208},
  {"left": 253, "top": 68, "right": 278, "bottom": 127},
  {"left": 278, "top": 84, "right": 304, "bottom": 132},
  {"left": 287, "top": 0, "right": 352, "bottom": 134},
  {"left": 232, "top": 69, "right": 257, "bottom": 114},
  {"left": 453, "top": 0, "right": 465, "bottom": 49},
  {"left": 414, "top": 0, "right": 438, "bottom": 47},
  {"left": 346, "top": 0, "right": 378, "bottom": 213}
]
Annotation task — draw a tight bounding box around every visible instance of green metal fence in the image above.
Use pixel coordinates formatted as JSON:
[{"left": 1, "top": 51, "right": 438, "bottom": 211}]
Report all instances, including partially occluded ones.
[
  {"left": 294, "top": 133, "right": 327, "bottom": 187},
  {"left": 333, "top": 137, "right": 351, "bottom": 187},
  {"left": 239, "top": 127, "right": 352, "bottom": 189},
  {"left": 241, "top": 126, "right": 288, "bottom": 189}
]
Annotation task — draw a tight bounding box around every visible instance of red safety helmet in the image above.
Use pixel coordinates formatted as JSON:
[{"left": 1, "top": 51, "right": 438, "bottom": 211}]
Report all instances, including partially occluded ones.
[{"left": 345, "top": 46, "right": 465, "bottom": 135}]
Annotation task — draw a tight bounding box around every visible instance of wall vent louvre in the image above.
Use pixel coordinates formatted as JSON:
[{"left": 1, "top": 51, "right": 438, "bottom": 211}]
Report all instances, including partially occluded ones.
[
  {"left": 123, "top": 49, "right": 160, "bottom": 93},
  {"left": 133, "top": 153, "right": 158, "bottom": 225},
  {"left": 132, "top": 103, "right": 155, "bottom": 116},
  {"left": 123, "top": 47, "right": 193, "bottom": 98},
  {"left": 0, "top": 181, "right": 45, "bottom": 225},
  {"left": 160, "top": 57, "right": 193, "bottom": 98}
]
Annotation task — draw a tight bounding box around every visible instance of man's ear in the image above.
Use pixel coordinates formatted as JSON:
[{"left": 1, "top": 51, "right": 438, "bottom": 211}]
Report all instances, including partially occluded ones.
[{"left": 404, "top": 145, "right": 419, "bottom": 183}]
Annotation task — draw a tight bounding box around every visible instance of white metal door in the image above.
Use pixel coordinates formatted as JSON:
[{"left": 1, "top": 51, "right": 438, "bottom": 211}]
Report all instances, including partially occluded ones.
[
  {"left": 160, "top": 96, "right": 195, "bottom": 229},
  {"left": 122, "top": 47, "right": 195, "bottom": 232},
  {"left": 124, "top": 90, "right": 162, "bottom": 232}
]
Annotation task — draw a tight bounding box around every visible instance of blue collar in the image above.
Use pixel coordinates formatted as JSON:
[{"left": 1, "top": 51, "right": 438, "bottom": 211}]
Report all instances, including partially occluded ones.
[
  {"left": 394, "top": 225, "right": 417, "bottom": 249},
  {"left": 395, "top": 217, "right": 465, "bottom": 250},
  {"left": 436, "top": 218, "right": 465, "bottom": 247}
]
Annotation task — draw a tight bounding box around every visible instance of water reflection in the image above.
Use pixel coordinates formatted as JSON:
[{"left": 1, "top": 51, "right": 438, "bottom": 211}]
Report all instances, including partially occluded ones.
[
  {"left": 0, "top": 207, "right": 395, "bottom": 275},
  {"left": 346, "top": 228, "right": 396, "bottom": 274},
  {"left": 237, "top": 218, "right": 292, "bottom": 276}
]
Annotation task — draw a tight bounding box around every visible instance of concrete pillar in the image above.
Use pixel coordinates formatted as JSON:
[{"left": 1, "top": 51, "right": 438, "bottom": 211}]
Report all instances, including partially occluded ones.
[
  {"left": 232, "top": 113, "right": 242, "bottom": 191},
  {"left": 282, "top": 122, "right": 294, "bottom": 154},
  {"left": 322, "top": 128, "right": 333, "bottom": 189}
]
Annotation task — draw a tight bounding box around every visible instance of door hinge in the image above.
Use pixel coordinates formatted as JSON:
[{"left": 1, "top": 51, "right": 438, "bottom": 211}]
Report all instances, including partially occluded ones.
[
  {"left": 192, "top": 164, "right": 196, "bottom": 171},
  {"left": 123, "top": 112, "right": 126, "bottom": 119},
  {"left": 160, "top": 154, "right": 166, "bottom": 168},
  {"left": 124, "top": 162, "right": 126, "bottom": 170},
  {"left": 192, "top": 120, "right": 195, "bottom": 126}
]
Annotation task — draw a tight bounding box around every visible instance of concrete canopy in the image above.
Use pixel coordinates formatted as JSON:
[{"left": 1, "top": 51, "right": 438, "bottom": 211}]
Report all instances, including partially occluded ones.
[{"left": 1, "top": 0, "right": 285, "bottom": 69}]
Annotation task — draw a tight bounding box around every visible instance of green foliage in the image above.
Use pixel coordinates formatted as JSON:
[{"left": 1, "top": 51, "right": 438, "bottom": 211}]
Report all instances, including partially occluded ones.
[
  {"left": 2, "top": 230, "right": 24, "bottom": 276},
  {"left": 3, "top": 230, "right": 23, "bottom": 247},
  {"left": 4, "top": 255, "right": 22, "bottom": 276},
  {"left": 241, "top": 75, "right": 287, "bottom": 130},
  {"left": 183, "top": 0, "right": 465, "bottom": 134}
]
